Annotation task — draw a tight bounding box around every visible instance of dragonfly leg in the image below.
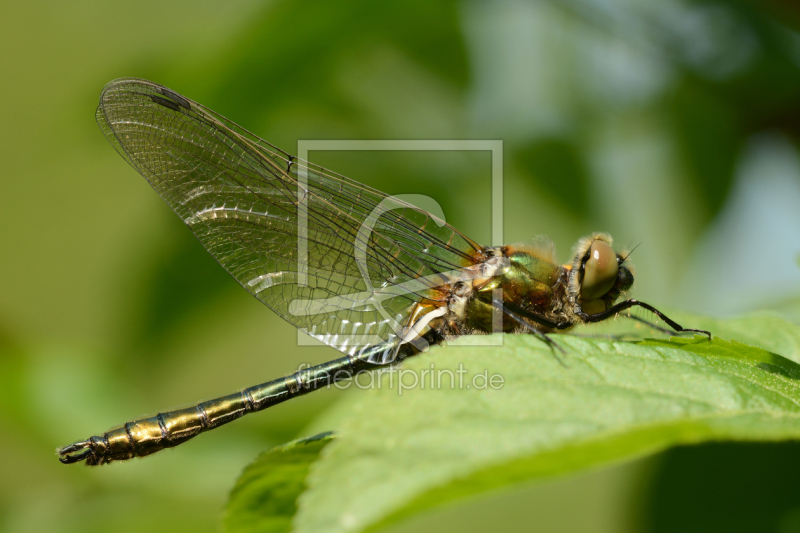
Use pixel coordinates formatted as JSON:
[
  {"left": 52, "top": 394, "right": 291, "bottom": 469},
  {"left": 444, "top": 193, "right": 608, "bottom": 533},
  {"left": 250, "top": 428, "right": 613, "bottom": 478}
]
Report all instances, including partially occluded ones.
[
  {"left": 579, "top": 299, "right": 711, "bottom": 339},
  {"left": 494, "top": 298, "right": 567, "bottom": 365},
  {"left": 572, "top": 314, "right": 675, "bottom": 340},
  {"left": 569, "top": 331, "right": 628, "bottom": 341},
  {"left": 624, "top": 313, "right": 682, "bottom": 336}
]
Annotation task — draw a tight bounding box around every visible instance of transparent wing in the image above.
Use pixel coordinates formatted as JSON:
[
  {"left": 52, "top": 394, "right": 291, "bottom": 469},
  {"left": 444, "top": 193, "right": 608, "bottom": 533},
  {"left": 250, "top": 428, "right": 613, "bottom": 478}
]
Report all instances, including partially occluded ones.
[{"left": 97, "top": 78, "right": 482, "bottom": 361}]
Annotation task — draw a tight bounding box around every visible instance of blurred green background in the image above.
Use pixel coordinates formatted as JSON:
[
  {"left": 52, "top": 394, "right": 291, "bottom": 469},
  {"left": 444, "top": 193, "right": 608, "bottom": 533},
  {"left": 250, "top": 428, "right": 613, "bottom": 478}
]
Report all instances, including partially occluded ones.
[{"left": 2, "top": 0, "right": 800, "bottom": 531}]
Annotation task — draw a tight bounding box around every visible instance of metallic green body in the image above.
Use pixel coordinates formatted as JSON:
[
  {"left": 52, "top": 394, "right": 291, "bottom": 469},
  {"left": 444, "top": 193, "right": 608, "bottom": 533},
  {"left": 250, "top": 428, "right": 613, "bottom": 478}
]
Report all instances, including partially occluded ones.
[
  {"left": 61, "top": 354, "right": 383, "bottom": 465},
  {"left": 465, "top": 251, "right": 562, "bottom": 333}
]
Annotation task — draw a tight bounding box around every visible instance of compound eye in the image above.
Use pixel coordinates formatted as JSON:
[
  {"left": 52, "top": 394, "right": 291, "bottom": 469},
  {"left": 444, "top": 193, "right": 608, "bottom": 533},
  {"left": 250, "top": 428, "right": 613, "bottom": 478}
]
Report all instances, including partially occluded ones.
[{"left": 580, "top": 240, "right": 619, "bottom": 300}]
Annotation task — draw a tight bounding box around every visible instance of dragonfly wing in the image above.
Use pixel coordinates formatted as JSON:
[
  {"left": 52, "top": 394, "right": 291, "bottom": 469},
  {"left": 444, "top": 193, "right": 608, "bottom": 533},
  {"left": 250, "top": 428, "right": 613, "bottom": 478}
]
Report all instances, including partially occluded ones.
[{"left": 97, "top": 78, "right": 481, "bottom": 361}]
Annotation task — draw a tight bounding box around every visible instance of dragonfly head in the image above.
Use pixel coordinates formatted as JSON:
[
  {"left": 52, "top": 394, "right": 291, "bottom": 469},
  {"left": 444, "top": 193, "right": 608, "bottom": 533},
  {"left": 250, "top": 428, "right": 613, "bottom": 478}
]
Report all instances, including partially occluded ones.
[{"left": 569, "top": 233, "right": 634, "bottom": 315}]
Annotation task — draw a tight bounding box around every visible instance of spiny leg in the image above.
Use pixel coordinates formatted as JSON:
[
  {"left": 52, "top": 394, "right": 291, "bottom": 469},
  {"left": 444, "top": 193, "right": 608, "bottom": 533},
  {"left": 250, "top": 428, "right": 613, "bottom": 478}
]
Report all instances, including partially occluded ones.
[
  {"left": 578, "top": 299, "right": 711, "bottom": 339},
  {"left": 625, "top": 313, "right": 682, "bottom": 336},
  {"left": 570, "top": 331, "right": 629, "bottom": 341},
  {"left": 495, "top": 299, "right": 568, "bottom": 366}
]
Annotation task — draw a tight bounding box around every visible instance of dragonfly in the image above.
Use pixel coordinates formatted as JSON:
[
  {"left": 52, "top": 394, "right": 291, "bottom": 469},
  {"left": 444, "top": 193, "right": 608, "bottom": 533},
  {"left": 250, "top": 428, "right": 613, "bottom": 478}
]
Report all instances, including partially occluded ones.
[{"left": 59, "top": 79, "right": 710, "bottom": 466}]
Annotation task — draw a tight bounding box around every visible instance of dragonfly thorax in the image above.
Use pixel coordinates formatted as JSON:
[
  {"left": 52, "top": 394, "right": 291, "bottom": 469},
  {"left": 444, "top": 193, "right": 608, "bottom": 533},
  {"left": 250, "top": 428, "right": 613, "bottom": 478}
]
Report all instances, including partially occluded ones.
[
  {"left": 418, "top": 235, "right": 635, "bottom": 341},
  {"left": 425, "top": 242, "right": 564, "bottom": 337}
]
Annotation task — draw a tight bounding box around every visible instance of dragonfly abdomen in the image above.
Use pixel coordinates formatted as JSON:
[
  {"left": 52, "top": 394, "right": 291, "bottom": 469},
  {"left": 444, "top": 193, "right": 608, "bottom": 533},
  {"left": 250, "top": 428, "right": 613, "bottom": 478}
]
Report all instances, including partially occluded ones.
[{"left": 59, "top": 354, "right": 380, "bottom": 465}]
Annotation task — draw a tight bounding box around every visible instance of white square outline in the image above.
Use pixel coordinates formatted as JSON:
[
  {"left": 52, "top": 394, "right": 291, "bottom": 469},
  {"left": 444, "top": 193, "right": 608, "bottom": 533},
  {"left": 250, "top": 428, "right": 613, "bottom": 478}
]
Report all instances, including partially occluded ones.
[{"left": 295, "top": 140, "right": 503, "bottom": 347}]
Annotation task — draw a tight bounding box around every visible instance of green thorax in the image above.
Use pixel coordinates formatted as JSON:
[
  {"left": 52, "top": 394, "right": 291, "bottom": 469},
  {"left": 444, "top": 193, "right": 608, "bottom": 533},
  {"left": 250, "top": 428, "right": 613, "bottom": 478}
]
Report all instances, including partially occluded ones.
[{"left": 464, "top": 249, "right": 563, "bottom": 333}]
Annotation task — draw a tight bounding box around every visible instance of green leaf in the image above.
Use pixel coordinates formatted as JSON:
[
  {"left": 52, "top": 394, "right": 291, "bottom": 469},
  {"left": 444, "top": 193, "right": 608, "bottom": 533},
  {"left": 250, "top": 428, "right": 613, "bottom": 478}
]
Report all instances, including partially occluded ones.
[
  {"left": 221, "top": 313, "right": 800, "bottom": 533},
  {"left": 662, "top": 311, "right": 800, "bottom": 364},
  {"left": 290, "top": 316, "right": 800, "bottom": 533},
  {"left": 223, "top": 433, "right": 335, "bottom": 533}
]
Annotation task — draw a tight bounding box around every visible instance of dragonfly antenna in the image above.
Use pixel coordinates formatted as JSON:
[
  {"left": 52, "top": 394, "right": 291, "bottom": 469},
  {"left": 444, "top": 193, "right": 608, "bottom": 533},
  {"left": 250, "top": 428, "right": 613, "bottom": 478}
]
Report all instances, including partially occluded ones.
[{"left": 620, "top": 242, "right": 642, "bottom": 263}]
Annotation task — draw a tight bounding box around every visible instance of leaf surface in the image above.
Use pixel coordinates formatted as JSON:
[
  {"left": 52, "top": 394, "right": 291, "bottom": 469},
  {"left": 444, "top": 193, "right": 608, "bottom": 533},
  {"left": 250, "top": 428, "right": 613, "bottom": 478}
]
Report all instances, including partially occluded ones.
[
  {"left": 294, "top": 316, "right": 800, "bottom": 533},
  {"left": 225, "top": 313, "right": 800, "bottom": 533},
  {"left": 224, "top": 433, "right": 335, "bottom": 533}
]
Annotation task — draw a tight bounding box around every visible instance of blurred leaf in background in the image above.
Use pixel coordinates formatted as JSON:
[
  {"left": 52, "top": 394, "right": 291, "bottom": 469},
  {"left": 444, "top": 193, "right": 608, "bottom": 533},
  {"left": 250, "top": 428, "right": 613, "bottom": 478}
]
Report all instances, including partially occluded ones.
[
  {"left": 2, "top": 0, "right": 800, "bottom": 532},
  {"left": 642, "top": 441, "right": 800, "bottom": 533}
]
